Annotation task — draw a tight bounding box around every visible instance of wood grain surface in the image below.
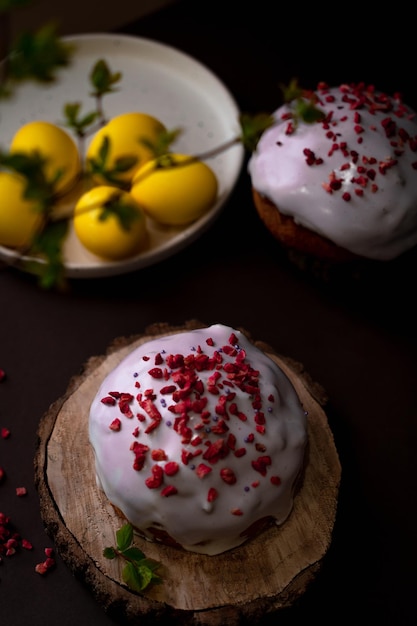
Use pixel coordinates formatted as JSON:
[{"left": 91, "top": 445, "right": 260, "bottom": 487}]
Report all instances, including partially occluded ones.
[{"left": 35, "top": 321, "right": 341, "bottom": 625}]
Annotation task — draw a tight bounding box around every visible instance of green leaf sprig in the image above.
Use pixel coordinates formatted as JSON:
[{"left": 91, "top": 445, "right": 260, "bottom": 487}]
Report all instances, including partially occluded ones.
[
  {"left": 63, "top": 102, "right": 99, "bottom": 141},
  {"left": 88, "top": 58, "right": 121, "bottom": 121},
  {"left": 74, "top": 187, "right": 143, "bottom": 231},
  {"left": 25, "top": 218, "right": 68, "bottom": 289},
  {"left": 63, "top": 58, "right": 125, "bottom": 146},
  {"left": 280, "top": 78, "right": 326, "bottom": 128},
  {"left": 87, "top": 126, "right": 183, "bottom": 190},
  {"left": 0, "top": 21, "right": 73, "bottom": 97},
  {"left": 103, "top": 523, "right": 162, "bottom": 593},
  {"left": 85, "top": 134, "right": 136, "bottom": 188}
]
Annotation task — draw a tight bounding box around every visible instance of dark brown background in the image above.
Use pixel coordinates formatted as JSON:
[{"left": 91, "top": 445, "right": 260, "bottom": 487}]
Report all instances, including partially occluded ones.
[{"left": 1, "top": 1, "right": 416, "bottom": 625}]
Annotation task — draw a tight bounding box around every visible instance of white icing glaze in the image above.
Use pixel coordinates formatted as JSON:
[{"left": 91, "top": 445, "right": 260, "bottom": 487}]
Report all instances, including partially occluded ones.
[
  {"left": 248, "top": 83, "right": 417, "bottom": 260},
  {"left": 89, "top": 324, "right": 307, "bottom": 555}
]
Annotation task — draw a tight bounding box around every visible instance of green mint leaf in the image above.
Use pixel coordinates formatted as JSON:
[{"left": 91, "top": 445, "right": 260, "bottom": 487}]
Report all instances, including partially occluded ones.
[
  {"left": 1, "top": 150, "right": 48, "bottom": 182},
  {"left": 139, "top": 127, "right": 182, "bottom": 158},
  {"left": 85, "top": 128, "right": 182, "bottom": 185},
  {"left": 100, "top": 197, "right": 141, "bottom": 231},
  {"left": 104, "top": 523, "right": 162, "bottom": 592},
  {"left": 63, "top": 102, "right": 99, "bottom": 136},
  {"left": 294, "top": 99, "right": 326, "bottom": 124},
  {"left": 0, "top": 150, "right": 57, "bottom": 212},
  {"left": 30, "top": 216, "right": 67, "bottom": 256},
  {"left": 28, "top": 219, "right": 68, "bottom": 290},
  {"left": 280, "top": 78, "right": 304, "bottom": 104},
  {"left": 239, "top": 113, "right": 274, "bottom": 152},
  {"left": 113, "top": 155, "right": 138, "bottom": 174},
  {"left": 103, "top": 546, "right": 116, "bottom": 559},
  {"left": 136, "top": 562, "right": 160, "bottom": 588},
  {"left": 121, "top": 546, "right": 146, "bottom": 562},
  {"left": 77, "top": 111, "right": 98, "bottom": 128},
  {"left": 63, "top": 102, "right": 81, "bottom": 124},
  {"left": 116, "top": 523, "right": 133, "bottom": 552},
  {"left": 97, "top": 135, "right": 110, "bottom": 166},
  {"left": 122, "top": 561, "right": 155, "bottom": 593},
  {"left": 8, "top": 22, "right": 73, "bottom": 83},
  {"left": 140, "top": 558, "right": 163, "bottom": 575},
  {"left": 279, "top": 79, "right": 325, "bottom": 128},
  {"left": 90, "top": 59, "right": 122, "bottom": 97}
]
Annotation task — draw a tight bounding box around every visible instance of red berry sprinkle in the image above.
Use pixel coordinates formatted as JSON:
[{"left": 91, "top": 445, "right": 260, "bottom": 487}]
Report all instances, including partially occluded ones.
[
  {"left": 151, "top": 448, "right": 167, "bottom": 461},
  {"left": 0, "top": 511, "right": 48, "bottom": 577},
  {"left": 4, "top": 537, "right": 18, "bottom": 556},
  {"left": 148, "top": 367, "right": 163, "bottom": 379},
  {"left": 231, "top": 508, "right": 243, "bottom": 516},
  {"left": 252, "top": 455, "right": 272, "bottom": 476},
  {"left": 160, "top": 485, "right": 178, "bottom": 497},
  {"left": 196, "top": 463, "right": 212, "bottom": 478},
  {"left": 101, "top": 396, "right": 116, "bottom": 406},
  {"left": 35, "top": 553, "right": 56, "bottom": 575},
  {"left": 295, "top": 83, "right": 417, "bottom": 203},
  {"left": 220, "top": 467, "right": 237, "bottom": 485},
  {"left": 164, "top": 461, "right": 179, "bottom": 476},
  {"left": 207, "top": 487, "right": 218, "bottom": 502},
  {"left": 145, "top": 464, "right": 164, "bottom": 489}
]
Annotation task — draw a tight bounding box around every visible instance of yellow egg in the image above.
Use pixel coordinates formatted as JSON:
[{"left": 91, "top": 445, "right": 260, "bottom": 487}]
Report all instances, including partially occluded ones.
[
  {"left": 0, "top": 171, "right": 43, "bottom": 248},
  {"left": 10, "top": 120, "right": 81, "bottom": 194},
  {"left": 130, "top": 154, "right": 218, "bottom": 226},
  {"left": 73, "top": 185, "right": 148, "bottom": 261},
  {"left": 86, "top": 112, "right": 166, "bottom": 185}
]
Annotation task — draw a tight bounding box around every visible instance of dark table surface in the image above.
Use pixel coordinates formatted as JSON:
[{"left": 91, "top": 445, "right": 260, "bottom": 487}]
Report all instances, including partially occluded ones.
[{"left": 1, "top": 2, "right": 416, "bottom": 625}]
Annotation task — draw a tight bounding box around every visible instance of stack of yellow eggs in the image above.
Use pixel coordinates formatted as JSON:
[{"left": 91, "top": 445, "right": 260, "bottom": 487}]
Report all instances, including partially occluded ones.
[{"left": 0, "top": 112, "right": 218, "bottom": 260}]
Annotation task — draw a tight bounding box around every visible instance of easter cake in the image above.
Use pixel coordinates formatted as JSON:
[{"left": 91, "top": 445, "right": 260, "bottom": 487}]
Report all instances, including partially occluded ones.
[
  {"left": 88, "top": 323, "right": 308, "bottom": 555},
  {"left": 248, "top": 82, "right": 417, "bottom": 269}
]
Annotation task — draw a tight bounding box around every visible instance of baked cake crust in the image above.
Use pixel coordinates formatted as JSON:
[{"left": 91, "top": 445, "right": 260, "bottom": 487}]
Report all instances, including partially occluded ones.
[{"left": 252, "top": 188, "right": 358, "bottom": 262}]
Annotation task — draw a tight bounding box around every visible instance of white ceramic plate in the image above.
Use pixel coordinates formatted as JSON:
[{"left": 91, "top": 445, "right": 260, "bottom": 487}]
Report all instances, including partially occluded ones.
[{"left": 0, "top": 33, "right": 244, "bottom": 278}]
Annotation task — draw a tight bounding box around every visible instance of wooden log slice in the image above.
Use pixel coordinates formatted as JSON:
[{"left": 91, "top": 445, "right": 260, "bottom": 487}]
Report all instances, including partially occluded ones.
[{"left": 34, "top": 320, "right": 341, "bottom": 625}]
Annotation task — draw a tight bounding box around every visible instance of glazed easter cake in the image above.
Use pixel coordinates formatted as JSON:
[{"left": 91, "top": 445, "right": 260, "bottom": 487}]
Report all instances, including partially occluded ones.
[
  {"left": 89, "top": 323, "right": 308, "bottom": 556},
  {"left": 248, "top": 82, "right": 417, "bottom": 265}
]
